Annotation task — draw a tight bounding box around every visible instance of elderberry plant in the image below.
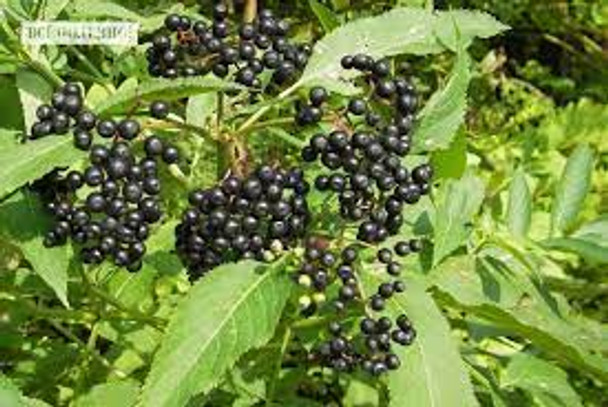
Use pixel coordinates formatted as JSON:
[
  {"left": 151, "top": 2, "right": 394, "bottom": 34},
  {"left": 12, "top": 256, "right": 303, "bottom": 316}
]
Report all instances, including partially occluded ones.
[{"left": 6, "top": 3, "right": 605, "bottom": 407}]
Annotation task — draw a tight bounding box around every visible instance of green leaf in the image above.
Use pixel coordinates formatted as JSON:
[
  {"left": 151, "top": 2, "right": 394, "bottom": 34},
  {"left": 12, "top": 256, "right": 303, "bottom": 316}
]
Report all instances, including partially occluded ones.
[
  {"left": 0, "top": 192, "right": 70, "bottom": 307},
  {"left": 0, "top": 136, "right": 85, "bottom": 200},
  {"left": 540, "top": 237, "right": 608, "bottom": 264},
  {"left": 186, "top": 93, "right": 217, "bottom": 128},
  {"left": 66, "top": 0, "right": 143, "bottom": 23},
  {"left": 94, "top": 77, "right": 238, "bottom": 116},
  {"left": 432, "top": 255, "right": 608, "bottom": 381},
  {"left": 343, "top": 380, "right": 379, "bottom": 407},
  {"left": 414, "top": 50, "right": 471, "bottom": 152},
  {"left": 433, "top": 10, "right": 509, "bottom": 52},
  {"left": 430, "top": 129, "right": 467, "bottom": 179},
  {"left": 0, "top": 375, "right": 22, "bottom": 407},
  {"left": 506, "top": 167, "right": 532, "bottom": 239},
  {"left": 308, "top": 0, "right": 340, "bottom": 33},
  {"left": 73, "top": 380, "right": 139, "bottom": 407},
  {"left": 359, "top": 272, "right": 478, "bottom": 407},
  {"left": 571, "top": 215, "right": 608, "bottom": 241},
  {"left": 300, "top": 8, "right": 440, "bottom": 93},
  {"left": 432, "top": 172, "right": 485, "bottom": 266},
  {"left": 16, "top": 68, "right": 53, "bottom": 134},
  {"left": 300, "top": 8, "right": 505, "bottom": 94},
  {"left": 550, "top": 144, "right": 594, "bottom": 235},
  {"left": 140, "top": 260, "right": 292, "bottom": 407},
  {"left": 37, "top": 0, "right": 70, "bottom": 20},
  {"left": 502, "top": 353, "right": 582, "bottom": 407}
]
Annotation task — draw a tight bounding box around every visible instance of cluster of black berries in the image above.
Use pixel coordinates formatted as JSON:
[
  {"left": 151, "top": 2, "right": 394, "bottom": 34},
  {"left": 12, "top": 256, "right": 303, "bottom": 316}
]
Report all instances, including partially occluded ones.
[
  {"left": 175, "top": 165, "right": 311, "bottom": 280},
  {"left": 40, "top": 102, "right": 180, "bottom": 271},
  {"left": 295, "top": 86, "right": 328, "bottom": 126},
  {"left": 300, "top": 54, "right": 433, "bottom": 243},
  {"left": 28, "top": 83, "right": 168, "bottom": 154},
  {"left": 146, "top": 5, "right": 310, "bottom": 87},
  {"left": 29, "top": 83, "right": 87, "bottom": 145},
  {"left": 295, "top": 240, "right": 417, "bottom": 376}
]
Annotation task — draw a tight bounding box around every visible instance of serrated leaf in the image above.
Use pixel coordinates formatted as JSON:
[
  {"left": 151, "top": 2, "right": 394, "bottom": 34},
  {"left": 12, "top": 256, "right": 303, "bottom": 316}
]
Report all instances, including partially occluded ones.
[
  {"left": 94, "top": 77, "right": 238, "bottom": 116},
  {"left": 433, "top": 10, "right": 509, "bottom": 52},
  {"left": 0, "top": 136, "right": 85, "bottom": 200},
  {"left": 300, "top": 7, "right": 505, "bottom": 95},
  {"left": 73, "top": 380, "right": 139, "bottom": 407},
  {"left": 0, "top": 192, "right": 70, "bottom": 307},
  {"left": 540, "top": 237, "right": 608, "bottom": 264},
  {"left": 140, "top": 260, "right": 292, "bottom": 407},
  {"left": 502, "top": 353, "right": 582, "bottom": 407},
  {"left": 551, "top": 144, "right": 594, "bottom": 235},
  {"left": 433, "top": 255, "right": 608, "bottom": 381},
  {"left": 432, "top": 172, "right": 485, "bottom": 266},
  {"left": 359, "top": 272, "right": 478, "bottom": 407},
  {"left": 506, "top": 167, "right": 532, "bottom": 238},
  {"left": 300, "top": 8, "right": 441, "bottom": 94},
  {"left": 308, "top": 0, "right": 340, "bottom": 33},
  {"left": 414, "top": 50, "right": 471, "bottom": 152}
]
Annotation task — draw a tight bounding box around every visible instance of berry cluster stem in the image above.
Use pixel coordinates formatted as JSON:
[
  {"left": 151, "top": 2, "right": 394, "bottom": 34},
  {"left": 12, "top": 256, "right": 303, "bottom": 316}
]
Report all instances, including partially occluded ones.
[
  {"left": 236, "top": 81, "right": 302, "bottom": 134},
  {"left": 244, "top": 0, "right": 258, "bottom": 23}
]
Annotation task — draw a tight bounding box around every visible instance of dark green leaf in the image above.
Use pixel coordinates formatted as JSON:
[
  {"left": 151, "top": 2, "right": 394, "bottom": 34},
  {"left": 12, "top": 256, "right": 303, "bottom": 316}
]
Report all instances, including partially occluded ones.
[
  {"left": 551, "top": 144, "right": 594, "bottom": 235},
  {"left": 506, "top": 167, "right": 532, "bottom": 238},
  {"left": 0, "top": 136, "right": 85, "bottom": 200},
  {"left": 308, "top": 0, "right": 340, "bottom": 33},
  {"left": 140, "top": 260, "right": 292, "bottom": 407},
  {"left": 360, "top": 271, "right": 479, "bottom": 407}
]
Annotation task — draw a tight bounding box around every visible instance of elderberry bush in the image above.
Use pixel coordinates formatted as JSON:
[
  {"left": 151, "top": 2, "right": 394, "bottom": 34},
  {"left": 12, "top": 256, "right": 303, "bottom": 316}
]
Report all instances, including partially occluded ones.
[{"left": 146, "top": 5, "right": 310, "bottom": 87}]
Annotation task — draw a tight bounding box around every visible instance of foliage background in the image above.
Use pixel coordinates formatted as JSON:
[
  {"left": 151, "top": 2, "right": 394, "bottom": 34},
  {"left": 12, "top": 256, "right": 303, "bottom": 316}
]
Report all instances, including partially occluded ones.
[{"left": 0, "top": 0, "right": 607, "bottom": 406}]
